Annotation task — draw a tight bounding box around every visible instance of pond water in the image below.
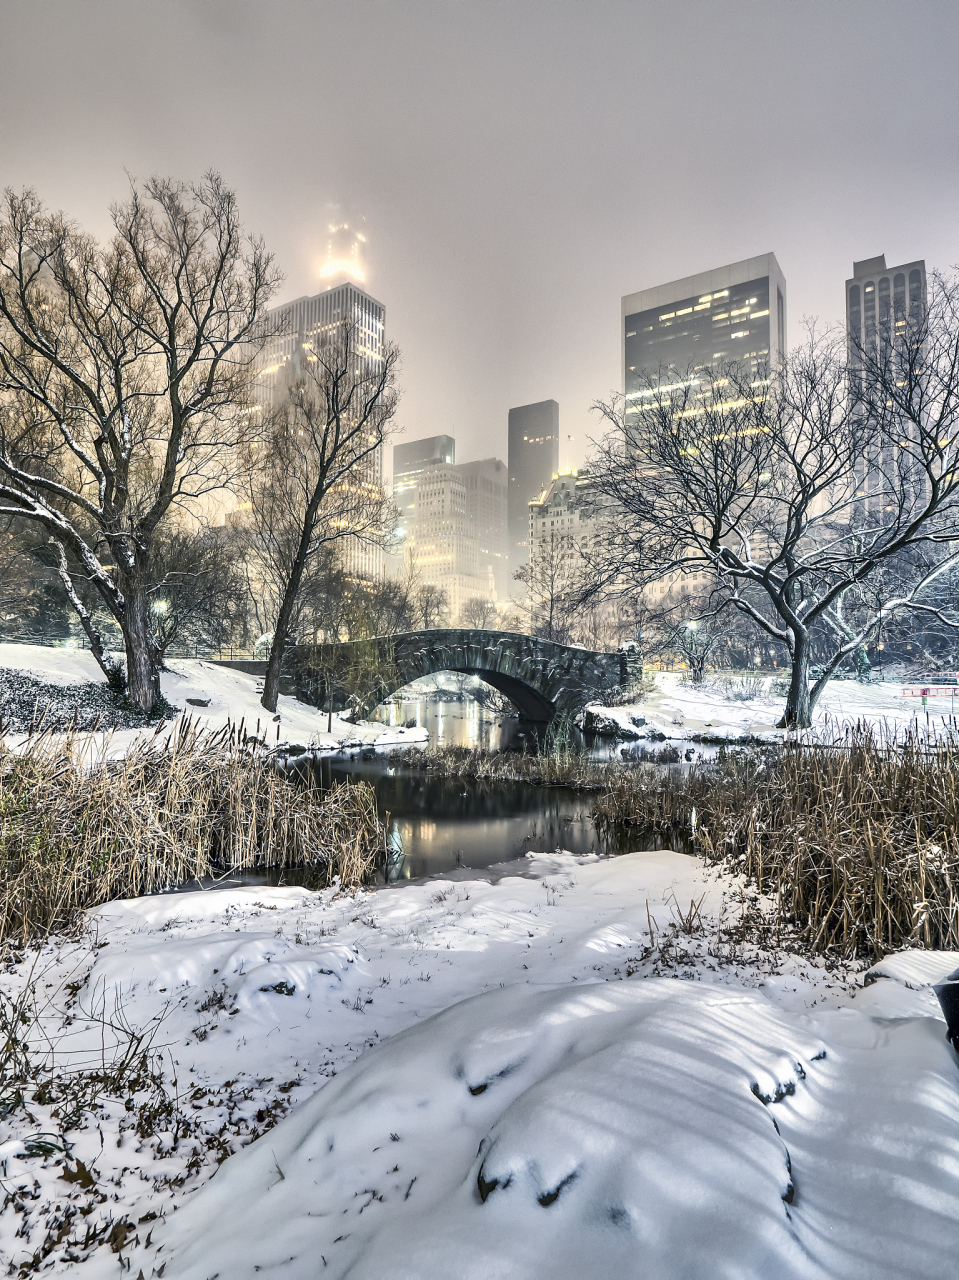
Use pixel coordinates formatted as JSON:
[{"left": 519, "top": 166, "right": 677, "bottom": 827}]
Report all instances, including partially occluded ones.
[
  {"left": 165, "top": 697, "right": 681, "bottom": 896},
  {"left": 289, "top": 697, "right": 675, "bottom": 884},
  {"left": 304, "top": 753, "right": 651, "bottom": 883}
]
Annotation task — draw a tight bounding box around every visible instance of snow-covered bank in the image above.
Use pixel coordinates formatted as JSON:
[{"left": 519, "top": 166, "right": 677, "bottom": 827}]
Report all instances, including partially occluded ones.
[
  {"left": 585, "top": 670, "right": 952, "bottom": 745},
  {"left": 0, "top": 643, "right": 428, "bottom": 755},
  {"left": 1, "top": 850, "right": 957, "bottom": 1277}
]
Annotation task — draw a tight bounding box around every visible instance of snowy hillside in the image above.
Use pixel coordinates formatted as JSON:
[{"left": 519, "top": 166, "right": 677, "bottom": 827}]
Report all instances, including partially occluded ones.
[{"left": 0, "top": 850, "right": 956, "bottom": 1278}]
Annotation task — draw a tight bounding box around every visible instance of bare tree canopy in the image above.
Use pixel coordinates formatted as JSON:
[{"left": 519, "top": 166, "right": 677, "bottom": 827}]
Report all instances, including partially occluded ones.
[
  {"left": 0, "top": 174, "right": 279, "bottom": 709},
  {"left": 409, "top": 583, "right": 449, "bottom": 631},
  {"left": 460, "top": 596, "right": 498, "bottom": 629},
  {"left": 513, "top": 529, "right": 584, "bottom": 644},
  {"left": 246, "top": 319, "right": 400, "bottom": 713},
  {"left": 146, "top": 524, "right": 248, "bottom": 658},
  {"left": 584, "top": 272, "right": 959, "bottom": 726}
]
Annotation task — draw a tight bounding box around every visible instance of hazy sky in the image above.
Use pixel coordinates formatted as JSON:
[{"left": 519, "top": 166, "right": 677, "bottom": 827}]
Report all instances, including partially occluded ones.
[{"left": 2, "top": 0, "right": 957, "bottom": 477}]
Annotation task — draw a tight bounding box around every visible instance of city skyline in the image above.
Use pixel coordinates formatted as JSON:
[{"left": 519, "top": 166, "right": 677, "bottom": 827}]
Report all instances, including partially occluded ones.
[{"left": 3, "top": 2, "right": 957, "bottom": 474}]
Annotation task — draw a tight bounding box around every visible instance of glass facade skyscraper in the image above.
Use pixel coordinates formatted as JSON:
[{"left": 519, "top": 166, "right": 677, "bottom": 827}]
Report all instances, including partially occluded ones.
[
  {"left": 507, "top": 399, "right": 559, "bottom": 576},
  {"left": 622, "top": 254, "right": 787, "bottom": 398},
  {"left": 253, "top": 281, "right": 388, "bottom": 582}
]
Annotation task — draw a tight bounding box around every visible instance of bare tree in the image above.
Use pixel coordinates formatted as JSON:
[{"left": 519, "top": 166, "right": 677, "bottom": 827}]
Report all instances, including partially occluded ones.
[
  {"left": 460, "top": 596, "right": 497, "bottom": 629},
  {"left": 660, "top": 607, "right": 733, "bottom": 683},
  {"left": 411, "top": 583, "right": 450, "bottom": 630},
  {"left": 0, "top": 176, "right": 278, "bottom": 709},
  {"left": 146, "top": 524, "right": 247, "bottom": 658},
  {"left": 248, "top": 319, "right": 400, "bottom": 713},
  {"left": 513, "top": 530, "right": 583, "bottom": 644},
  {"left": 584, "top": 276, "right": 959, "bottom": 727},
  {"left": 0, "top": 516, "right": 47, "bottom": 632}
]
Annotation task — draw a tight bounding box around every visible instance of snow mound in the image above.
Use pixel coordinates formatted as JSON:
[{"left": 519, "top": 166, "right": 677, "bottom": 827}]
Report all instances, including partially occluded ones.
[
  {"left": 864, "top": 949, "right": 959, "bottom": 990},
  {"left": 155, "top": 981, "right": 825, "bottom": 1279}
]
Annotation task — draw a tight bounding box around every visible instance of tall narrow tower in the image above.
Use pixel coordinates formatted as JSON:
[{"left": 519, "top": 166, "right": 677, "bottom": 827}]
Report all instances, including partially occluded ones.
[{"left": 507, "top": 400, "right": 559, "bottom": 578}]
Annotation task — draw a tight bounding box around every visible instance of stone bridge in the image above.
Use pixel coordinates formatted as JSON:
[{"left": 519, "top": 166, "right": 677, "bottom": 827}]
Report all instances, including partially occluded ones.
[{"left": 291, "top": 629, "right": 639, "bottom": 723}]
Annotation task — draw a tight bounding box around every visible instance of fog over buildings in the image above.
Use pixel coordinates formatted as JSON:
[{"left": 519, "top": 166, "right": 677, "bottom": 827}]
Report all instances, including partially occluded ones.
[{"left": 3, "top": 1, "right": 957, "bottom": 484}]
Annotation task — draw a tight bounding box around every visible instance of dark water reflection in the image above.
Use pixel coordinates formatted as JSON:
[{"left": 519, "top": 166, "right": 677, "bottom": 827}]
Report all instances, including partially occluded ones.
[
  {"left": 164, "top": 698, "right": 682, "bottom": 896},
  {"left": 275, "top": 694, "right": 680, "bottom": 883},
  {"left": 302, "top": 754, "right": 644, "bottom": 882}
]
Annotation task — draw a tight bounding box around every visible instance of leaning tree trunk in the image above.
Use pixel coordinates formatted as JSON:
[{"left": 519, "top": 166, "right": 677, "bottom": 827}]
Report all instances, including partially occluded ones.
[
  {"left": 54, "top": 542, "right": 125, "bottom": 690},
  {"left": 777, "top": 635, "right": 813, "bottom": 729},
  {"left": 262, "top": 577, "right": 304, "bottom": 713}
]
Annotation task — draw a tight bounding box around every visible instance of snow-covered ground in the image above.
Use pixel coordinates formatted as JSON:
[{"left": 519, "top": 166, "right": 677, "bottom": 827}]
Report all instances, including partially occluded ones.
[
  {"left": 3, "top": 644, "right": 959, "bottom": 1276},
  {"left": 1, "top": 849, "right": 957, "bottom": 1278},
  {"left": 0, "top": 642, "right": 428, "bottom": 755},
  {"left": 587, "top": 670, "right": 955, "bottom": 744}
]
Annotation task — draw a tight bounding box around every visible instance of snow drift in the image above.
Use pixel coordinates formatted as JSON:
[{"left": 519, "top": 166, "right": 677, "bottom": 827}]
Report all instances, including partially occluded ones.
[{"left": 150, "top": 977, "right": 959, "bottom": 1280}]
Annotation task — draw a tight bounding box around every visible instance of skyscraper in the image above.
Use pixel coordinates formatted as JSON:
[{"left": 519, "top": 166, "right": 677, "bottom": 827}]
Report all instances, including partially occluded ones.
[
  {"left": 406, "top": 463, "right": 495, "bottom": 619},
  {"left": 255, "top": 283, "right": 386, "bottom": 422},
  {"left": 253, "top": 272, "right": 387, "bottom": 582},
  {"left": 845, "top": 254, "right": 926, "bottom": 368},
  {"left": 508, "top": 400, "right": 559, "bottom": 576},
  {"left": 456, "top": 458, "right": 510, "bottom": 599},
  {"left": 394, "top": 438, "right": 509, "bottom": 606},
  {"left": 846, "top": 254, "right": 927, "bottom": 512},
  {"left": 622, "top": 253, "right": 787, "bottom": 398},
  {"left": 392, "top": 435, "right": 456, "bottom": 528}
]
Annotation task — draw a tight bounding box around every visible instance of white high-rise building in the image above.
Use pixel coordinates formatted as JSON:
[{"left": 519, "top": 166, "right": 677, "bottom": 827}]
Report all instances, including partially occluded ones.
[
  {"left": 406, "top": 463, "right": 496, "bottom": 620},
  {"left": 528, "top": 469, "right": 598, "bottom": 565}
]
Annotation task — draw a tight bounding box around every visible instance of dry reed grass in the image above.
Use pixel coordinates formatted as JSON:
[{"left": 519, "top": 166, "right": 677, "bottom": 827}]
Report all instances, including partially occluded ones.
[
  {"left": 595, "top": 725, "right": 959, "bottom": 958},
  {"left": 393, "top": 743, "right": 615, "bottom": 789},
  {"left": 0, "top": 719, "right": 386, "bottom": 947}
]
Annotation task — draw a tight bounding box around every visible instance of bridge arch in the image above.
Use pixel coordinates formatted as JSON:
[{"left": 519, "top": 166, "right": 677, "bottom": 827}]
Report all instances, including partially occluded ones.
[{"left": 293, "top": 628, "right": 636, "bottom": 723}]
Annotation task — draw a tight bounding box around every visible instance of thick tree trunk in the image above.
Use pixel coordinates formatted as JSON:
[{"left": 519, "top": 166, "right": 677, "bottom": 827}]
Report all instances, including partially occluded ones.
[
  {"left": 118, "top": 569, "right": 162, "bottom": 713},
  {"left": 777, "top": 637, "right": 812, "bottom": 729}
]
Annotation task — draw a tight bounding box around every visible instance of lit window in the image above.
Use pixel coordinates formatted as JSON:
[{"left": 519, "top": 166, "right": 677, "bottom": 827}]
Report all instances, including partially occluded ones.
[
  {"left": 751, "top": 309, "right": 769, "bottom": 318},
  {"left": 676, "top": 307, "right": 692, "bottom": 316},
  {"left": 659, "top": 312, "right": 675, "bottom": 320}
]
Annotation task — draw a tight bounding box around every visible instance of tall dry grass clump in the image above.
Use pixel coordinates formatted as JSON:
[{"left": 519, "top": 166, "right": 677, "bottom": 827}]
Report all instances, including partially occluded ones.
[
  {"left": 0, "top": 719, "right": 386, "bottom": 947},
  {"left": 595, "top": 725, "right": 959, "bottom": 959},
  {"left": 395, "top": 743, "right": 614, "bottom": 789}
]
